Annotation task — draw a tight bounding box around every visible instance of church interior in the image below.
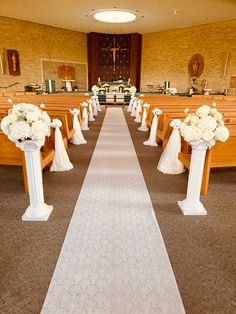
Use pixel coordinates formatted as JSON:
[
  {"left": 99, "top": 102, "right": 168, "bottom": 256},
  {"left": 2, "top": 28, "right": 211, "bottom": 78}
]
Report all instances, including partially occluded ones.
[{"left": 0, "top": 1, "right": 236, "bottom": 313}]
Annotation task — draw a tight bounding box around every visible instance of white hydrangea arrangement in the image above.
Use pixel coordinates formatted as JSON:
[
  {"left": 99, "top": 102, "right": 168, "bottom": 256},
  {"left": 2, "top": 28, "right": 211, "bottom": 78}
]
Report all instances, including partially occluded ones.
[
  {"left": 180, "top": 105, "right": 229, "bottom": 145},
  {"left": 91, "top": 85, "right": 99, "bottom": 94},
  {"left": 0, "top": 103, "right": 51, "bottom": 143}
]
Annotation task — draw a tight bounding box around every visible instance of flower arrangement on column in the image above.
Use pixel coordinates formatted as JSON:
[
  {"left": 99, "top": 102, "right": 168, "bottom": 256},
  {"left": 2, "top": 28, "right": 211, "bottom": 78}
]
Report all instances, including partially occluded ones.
[
  {"left": 0, "top": 103, "right": 53, "bottom": 221},
  {"left": 178, "top": 104, "right": 229, "bottom": 215}
]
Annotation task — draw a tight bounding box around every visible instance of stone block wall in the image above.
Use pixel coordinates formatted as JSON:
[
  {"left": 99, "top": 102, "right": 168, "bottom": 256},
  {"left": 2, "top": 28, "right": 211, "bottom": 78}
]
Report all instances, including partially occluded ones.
[
  {"left": 0, "top": 16, "right": 87, "bottom": 91},
  {"left": 141, "top": 20, "right": 236, "bottom": 94}
]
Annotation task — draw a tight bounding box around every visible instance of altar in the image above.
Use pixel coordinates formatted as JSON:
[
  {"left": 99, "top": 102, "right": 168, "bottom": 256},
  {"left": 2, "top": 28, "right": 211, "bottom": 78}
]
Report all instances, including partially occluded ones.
[{"left": 98, "top": 81, "right": 130, "bottom": 93}]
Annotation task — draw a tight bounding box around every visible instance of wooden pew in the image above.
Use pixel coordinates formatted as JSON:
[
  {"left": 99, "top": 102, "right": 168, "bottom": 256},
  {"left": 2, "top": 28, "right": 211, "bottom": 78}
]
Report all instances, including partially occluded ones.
[
  {"left": 158, "top": 111, "right": 236, "bottom": 148},
  {"left": 144, "top": 101, "right": 236, "bottom": 146},
  {"left": 178, "top": 121, "right": 236, "bottom": 195}
]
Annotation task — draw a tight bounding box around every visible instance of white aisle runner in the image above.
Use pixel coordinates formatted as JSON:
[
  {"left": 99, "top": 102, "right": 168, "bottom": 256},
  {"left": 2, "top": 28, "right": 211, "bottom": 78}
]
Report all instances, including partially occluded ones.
[{"left": 41, "top": 108, "right": 185, "bottom": 314}]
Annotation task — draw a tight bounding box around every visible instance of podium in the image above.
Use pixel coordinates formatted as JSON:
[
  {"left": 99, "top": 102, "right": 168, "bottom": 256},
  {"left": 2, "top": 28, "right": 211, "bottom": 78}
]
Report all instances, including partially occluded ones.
[{"left": 62, "top": 80, "right": 75, "bottom": 92}]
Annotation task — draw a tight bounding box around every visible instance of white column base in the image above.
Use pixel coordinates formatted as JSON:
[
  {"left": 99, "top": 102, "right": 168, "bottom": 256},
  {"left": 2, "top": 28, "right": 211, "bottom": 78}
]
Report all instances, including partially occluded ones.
[
  {"left": 143, "top": 140, "right": 158, "bottom": 147},
  {"left": 138, "top": 126, "right": 149, "bottom": 132},
  {"left": 178, "top": 199, "right": 207, "bottom": 216},
  {"left": 22, "top": 204, "right": 53, "bottom": 221},
  {"left": 134, "top": 117, "right": 142, "bottom": 123},
  {"left": 81, "top": 126, "right": 89, "bottom": 131}
]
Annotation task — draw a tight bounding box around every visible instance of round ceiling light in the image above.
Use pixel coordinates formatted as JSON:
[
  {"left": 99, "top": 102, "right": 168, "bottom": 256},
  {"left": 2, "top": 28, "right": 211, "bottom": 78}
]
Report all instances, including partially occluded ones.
[{"left": 94, "top": 10, "right": 136, "bottom": 23}]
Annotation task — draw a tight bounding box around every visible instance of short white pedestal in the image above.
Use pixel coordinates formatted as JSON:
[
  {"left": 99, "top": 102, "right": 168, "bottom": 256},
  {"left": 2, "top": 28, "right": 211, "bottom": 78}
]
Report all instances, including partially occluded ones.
[
  {"left": 16, "top": 140, "right": 53, "bottom": 221},
  {"left": 62, "top": 80, "right": 75, "bottom": 92},
  {"left": 178, "top": 141, "right": 209, "bottom": 216}
]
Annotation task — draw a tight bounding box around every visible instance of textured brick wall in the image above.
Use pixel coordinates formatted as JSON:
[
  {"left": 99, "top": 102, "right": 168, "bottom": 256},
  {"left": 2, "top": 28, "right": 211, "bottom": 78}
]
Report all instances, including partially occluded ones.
[
  {"left": 141, "top": 20, "right": 236, "bottom": 94},
  {"left": 0, "top": 16, "right": 87, "bottom": 91}
]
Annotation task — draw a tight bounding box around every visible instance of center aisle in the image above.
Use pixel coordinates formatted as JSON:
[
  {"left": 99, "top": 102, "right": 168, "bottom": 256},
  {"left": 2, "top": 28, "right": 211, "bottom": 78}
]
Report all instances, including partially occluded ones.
[{"left": 41, "top": 108, "right": 185, "bottom": 313}]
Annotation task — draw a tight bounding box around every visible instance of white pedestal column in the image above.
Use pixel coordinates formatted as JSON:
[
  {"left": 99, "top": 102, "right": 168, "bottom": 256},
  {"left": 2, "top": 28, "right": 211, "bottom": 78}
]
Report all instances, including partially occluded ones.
[
  {"left": 178, "top": 141, "right": 209, "bottom": 215},
  {"left": 16, "top": 140, "right": 53, "bottom": 221}
]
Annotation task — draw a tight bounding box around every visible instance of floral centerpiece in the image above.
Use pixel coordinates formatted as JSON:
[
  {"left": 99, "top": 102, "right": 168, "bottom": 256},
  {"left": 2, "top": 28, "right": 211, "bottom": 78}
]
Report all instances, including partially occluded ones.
[
  {"left": 180, "top": 105, "right": 229, "bottom": 146},
  {"left": 0, "top": 103, "right": 51, "bottom": 143}
]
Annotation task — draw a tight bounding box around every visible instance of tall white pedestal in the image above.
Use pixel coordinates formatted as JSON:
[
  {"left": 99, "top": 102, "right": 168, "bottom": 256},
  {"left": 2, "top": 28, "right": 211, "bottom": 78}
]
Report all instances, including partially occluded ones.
[
  {"left": 178, "top": 141, "right": 209, "bottom": 215},
  {"left": 16, "top": 140, "right": 53, "bottom": 221}
]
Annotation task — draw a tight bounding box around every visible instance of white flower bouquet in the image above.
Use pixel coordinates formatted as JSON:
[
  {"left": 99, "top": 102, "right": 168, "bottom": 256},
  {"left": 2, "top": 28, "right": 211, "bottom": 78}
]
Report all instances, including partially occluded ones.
[
  {"left": 0, "top": 103, "right": 51, "bottom": 143},
  {"left": 180, "top": 105, "right": 229, "bottom": 145}
]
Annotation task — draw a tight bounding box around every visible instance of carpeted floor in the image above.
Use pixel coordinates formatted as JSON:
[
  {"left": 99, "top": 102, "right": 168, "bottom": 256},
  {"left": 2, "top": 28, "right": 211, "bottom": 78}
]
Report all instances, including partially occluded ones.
[
  {"left": 0, "top": 110, "right": 106, "bottom": 314},
  {"left": 41, "top": 108, "right": 184, "bottom": 313},
  {"left": 124, "top": 110, "right": 236, "bottom": 314},
  {"left": 0, "top": 106, "right": 235, "bottom": 314}
]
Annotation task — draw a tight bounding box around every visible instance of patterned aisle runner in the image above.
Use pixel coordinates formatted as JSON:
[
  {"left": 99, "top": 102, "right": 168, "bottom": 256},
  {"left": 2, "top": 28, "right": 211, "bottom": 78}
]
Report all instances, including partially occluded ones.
[{"left": 41, "top": 108, "right": 185, "bottom": 314}]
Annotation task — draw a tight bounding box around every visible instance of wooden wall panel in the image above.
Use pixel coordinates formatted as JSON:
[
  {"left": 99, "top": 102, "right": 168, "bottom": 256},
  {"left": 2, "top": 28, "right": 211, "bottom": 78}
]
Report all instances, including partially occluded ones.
[
  {"left": 130, "top": 33, "right": 142, "bottom": 90},
  {"left": 87, "top": 32, "right": 99, "bottom": 89}
]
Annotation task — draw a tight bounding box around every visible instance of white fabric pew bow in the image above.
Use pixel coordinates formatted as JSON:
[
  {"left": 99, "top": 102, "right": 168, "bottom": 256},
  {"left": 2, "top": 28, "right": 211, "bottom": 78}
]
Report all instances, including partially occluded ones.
[
  {"left": 87, "top": 99, "right": 95, "bottom": 121},
  {"left": 127, "top": 95, "right": 135, "bottom": 112},
  {"left": 50, "top": 119, "right": 73, "bottom": 172},
  {"left": 138, "top": 104, "right": 150, "bottom": 132},
  {"left": 81, "top": 102, "right": 89, "bottom": 131},
  {"left": 70, "top": 108, "right": 87, "bottom": 145},
  {"left": 134, "top": 100, "right": 144, "bottom": 123},
  {"left": 144, "top": 108, "right": 162, "bottom": 146},
  {"left": 157, "top": 119, "right": 185, "bottom": 174},
  {"left": 91, "top": 96, "right": 98, "bottom": 116}
]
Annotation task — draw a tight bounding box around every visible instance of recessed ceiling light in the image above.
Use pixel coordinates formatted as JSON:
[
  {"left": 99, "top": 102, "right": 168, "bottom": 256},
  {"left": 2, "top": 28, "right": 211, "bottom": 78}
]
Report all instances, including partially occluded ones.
[{"left": 93, "top": 10, "right": 137, "bottom": 23}]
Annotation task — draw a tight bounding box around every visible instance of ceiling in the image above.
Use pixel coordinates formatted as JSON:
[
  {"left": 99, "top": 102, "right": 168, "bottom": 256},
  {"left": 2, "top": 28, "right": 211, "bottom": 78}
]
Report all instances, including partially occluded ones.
[{"left": 1, "top": 0, "right": 236, "bottom": 34}]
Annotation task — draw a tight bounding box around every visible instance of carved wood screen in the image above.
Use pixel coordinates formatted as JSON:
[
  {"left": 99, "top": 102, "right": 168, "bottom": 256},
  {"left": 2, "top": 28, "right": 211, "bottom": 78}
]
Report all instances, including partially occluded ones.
[
  {"left": 98, "top": 34, "right": 130, "bottom": 82},
  {"left": 88, "top": 32, "right": 141, "bottom": 90}
]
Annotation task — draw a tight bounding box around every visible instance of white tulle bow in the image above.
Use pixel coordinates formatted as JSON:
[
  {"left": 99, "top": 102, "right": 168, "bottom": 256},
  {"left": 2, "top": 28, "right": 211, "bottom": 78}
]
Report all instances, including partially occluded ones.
[{"left": 50, "top": 119, "right": 73, "bottom": 172}]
